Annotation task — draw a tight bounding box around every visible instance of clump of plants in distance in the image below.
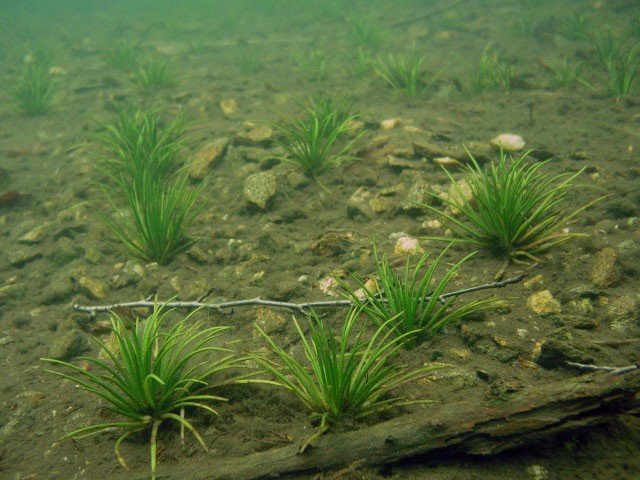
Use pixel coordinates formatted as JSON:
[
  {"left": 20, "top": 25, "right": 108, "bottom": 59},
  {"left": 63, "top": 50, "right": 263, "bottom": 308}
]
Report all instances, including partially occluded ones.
[
  {"left": 106, "top": 40, "right": 142, "bottom": 70},
  {"left": 590, "top": 31, "right": 640, "bottom": 98},
  {"left": 591, "top": 30, "right": 627, "bottom": 67},
  {"left": 12, "top": 60, "right": 57, "bottom": 115},
  {"left": 605, "top": 42, "right": 640, "bottom": 98},
  {"left": 351, "top": 46, "right": 374, "bottom": 78},
  {"left": 541, "top": 57, "right": 593, "bottom": 90},
  {"left": 373, "top": 49, "right": 435, "bottom": 98},
  {"left": 339, "top": 243, "right": 497, "bottom": 348},
  {"left": 95, "top": 106, "right": 206, "bottom": 264},
  {"left": 296, "top": 49, "right": 328, "bottom": 81},
  {"left": 134, "top": 57, "right": 172, "bottom": 89},
  {"left": 558, "top": 13, "right": 592, "bottom": 41},
  {"left": 243, "top": 307, "right": 444, "bottom": 452},
  {"left": 422, "top": 149, "right": 604, "bottom": 267},
  {"left": 262, "top": 94, "right": 365, "bottom": 191},
  {"left": 466, "top": 44, "right": 515, "bottom": 94},
  {"left": 348, "top": 17, "right": 386, "bottom": 50},
  {"left": 41, "top": 304, "right": 241, "bottom": 480}
]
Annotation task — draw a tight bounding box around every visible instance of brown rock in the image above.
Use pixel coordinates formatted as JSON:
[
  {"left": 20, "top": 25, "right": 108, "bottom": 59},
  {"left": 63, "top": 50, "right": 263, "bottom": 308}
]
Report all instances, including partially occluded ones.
[
  {"left": 607, "top": 295, "right": 638, "bottom": 332},
  {"left": 188, "top": 138, "right": 230, "bottom": 180},
  {"left": 235, "top": 123, "right": 273, "bottom": 146},
  {"left": 312, "top": 232, "right": 354, "bottom": 257},
  {"left": 412, "top": 141, "right": 447, "bottom": 159},
  {"left": 590, "top": 247, "right": 620, "bottom": 288},
  {"left": 243, "top": 172, "right": 277, "bottom": 209},
  {"left": 447, "top": 178, "right": 473, "bottom": 215},
  {"left": 527, "top": 290, "right": 561, "bottom": 316},
  {"left": 78, "top": 276, "right": 109, "bottom": 300},
  {"left": 253, "top": 308, "right": 287, "bottom": 338},
  {"left": 536, "top": 338, "right": 597, "bottom": 369},
  {"left": 220, "top": 99, "right": 238, "bottom": 115}
]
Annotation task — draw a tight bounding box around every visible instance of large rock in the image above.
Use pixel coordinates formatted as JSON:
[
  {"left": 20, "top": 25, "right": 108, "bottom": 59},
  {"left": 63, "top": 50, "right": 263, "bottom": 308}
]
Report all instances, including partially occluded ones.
[
  {"left": 527, "top": 290, "right": 561, "bottom": 316},
  {"left": 536, "top": 338, "right": 597, "bottom": 369},
  {"left": 48, "top": 328, "right": 87, "bottom": 361},
  {"left": 243, "top": 172, "right": 277, "bottom": 209},
  {"left": 188, "top": 137, "right": 229, "bottom": 180},
  {"left": 235, "top": 123, "right": 273, "bottom": 146},
  {"left": 590, "top": 247, "right": 620, "bottom": 288}
]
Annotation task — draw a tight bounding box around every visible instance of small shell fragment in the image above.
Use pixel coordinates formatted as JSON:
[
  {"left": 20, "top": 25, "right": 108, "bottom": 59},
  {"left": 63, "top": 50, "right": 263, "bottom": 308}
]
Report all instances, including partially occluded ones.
[{"left": 490, "top": 133, "right": 525, "bottom": 153}]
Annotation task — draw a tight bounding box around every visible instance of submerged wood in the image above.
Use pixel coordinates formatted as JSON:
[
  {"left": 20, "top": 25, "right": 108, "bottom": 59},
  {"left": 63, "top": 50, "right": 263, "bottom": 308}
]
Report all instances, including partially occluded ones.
[
  {"left": 175, "top": 371, "right": 640, "bottom": 480},
  {"left": 74, "top": 273, "right": 525, "bottom": 315}
]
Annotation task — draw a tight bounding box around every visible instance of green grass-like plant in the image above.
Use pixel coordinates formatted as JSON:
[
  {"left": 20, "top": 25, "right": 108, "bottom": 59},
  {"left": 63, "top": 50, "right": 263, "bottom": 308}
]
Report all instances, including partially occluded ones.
[
  {"left": 246, "top": 307, "right": 443, "bottom": 452},
  {"left": 628, "top": 17, "right": 640, "bottom": 39},
  {"left": 308, "top": 94, "right": 356, "bottom": 133},
  {"left": 103, "top": 172, "right": 206, "bottom": 265},
  {"left": 348, "top": 18, "right": 386, "bottom": 49},
  {"left": 352, "top": 46, "right": 373, "bottom": 78},
  {"left": 467, "top": 44, "right": 515, "bottom": 94},
  {"left": 297, "top": 49, "right": 328, "bottom": 81},
  {"left": 373, "top": 50, "right": 431, "bottom": 98},
  {"left": 95, "top": 106, "right": 202, "bottom": 264},
  {"left": 95, "top": 106, "right": 186, "bottom": 187},
  {"left": 423, "top": 149, "right": 602, "bottom": 264},
  {"left": 237, "top": 48, "right": 262, "bottom": 74},
  {"left": 591, "top": 30, "right": 627, "bottom": 68},
  {"left": 605, "top": 42, "right": 640, "bottom": 98},
  {"left": 263, "top": 97, "right": 364, "bottom": 188},
  {"left": 42, "top": 304, "right": 239, "bottom": 480},
  {"left": 543, "top": 57, "right": 593, "bottom": 89},
  {"left": 134, "top": 57, "right": 172, "bottom": 89},
  {"left": 12, "top": 62, "right": 57, "bottom": 115},
  {"left": 559, "top": 13, "right": 591, "bottom": 41},
  {"left": 340, "top": 244, "right": 496, "bottom": 347},
  {"left": 106, "top": 40, "right": 142, "bottom": 70}
]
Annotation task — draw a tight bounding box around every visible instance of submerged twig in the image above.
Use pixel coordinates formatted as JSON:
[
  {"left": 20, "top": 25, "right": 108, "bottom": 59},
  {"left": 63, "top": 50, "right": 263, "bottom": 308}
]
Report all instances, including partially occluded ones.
[
  {"left": 566, "top": 361, "right": 639, "bottom": 375},
  {"left": 73, "top": 273, "right": 525, "bottom": 316}
]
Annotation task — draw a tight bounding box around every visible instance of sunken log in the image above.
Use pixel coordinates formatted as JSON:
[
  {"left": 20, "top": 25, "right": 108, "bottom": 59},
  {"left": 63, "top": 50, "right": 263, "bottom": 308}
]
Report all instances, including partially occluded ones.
[{"left": 183, "top": 371, "right": 640, "bottom": 480}]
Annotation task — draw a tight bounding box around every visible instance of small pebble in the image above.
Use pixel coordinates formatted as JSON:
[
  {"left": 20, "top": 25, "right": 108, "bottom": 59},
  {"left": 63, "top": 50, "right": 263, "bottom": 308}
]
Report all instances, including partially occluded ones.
[{"left": 490, "top": 133, "right": 526, "bottom": 153}]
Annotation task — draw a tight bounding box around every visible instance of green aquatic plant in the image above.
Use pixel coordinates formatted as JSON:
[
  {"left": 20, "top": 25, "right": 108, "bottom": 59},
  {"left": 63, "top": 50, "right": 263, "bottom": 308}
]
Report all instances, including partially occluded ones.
[
  {"left": 12, "top": 62, "right": 57, "bottom": 115},
  {"left": 467, "top": 44, "right": 515, "bottom": 94},
  {"left": 94, "top": 106, "right": 200, "bottom": 264},
  {"left": 339, "top": 244, "right": 495, "bottom": 347},
  {"left": 591, "top": 30, "right": 627, "bottom": 68},
  {"left": 297, "top": 49, "right": 328, "bottom": 81},
  {"left": 263, "top": 97, "right": 364, "bottom": 189},
  {"left": 94, "top": 106, "right": 186, "bottom": 187},
  {"left": 308, "top": 94, "right": 356, "bottom": 132},
  {"left": 627, "top": 17, "right": 640, "bottom": 39},
  {"left": 543, "top": 57, "right": 592, "bottom": 89},
  {"left": 106, "top": 40, "right": 142, "bottom": 70},
  {"left": 514, "top": 15, "right": 541, "bottom": 38},
  {"left": 42, "top": 304, "right": 239, "bottom": 480},
  {"left": 558, "top": 13, "right": 591, "bottom": 41},
  {"left": 245, "top": 307, "right": 443, "bottom": 452},
  {"left": 348, "top": 17, "right": 386, "bottom": 49},
  {"left": 352, "top": 46, "right": 373, "bottom": 78},
  {"left": 373, "top": 50, "right": 431, "bottom": 98},
  {"left": 237, "top": 48, "right": 262, "bottom": 74},
  {"left": 103, "top": 172, "right": 206, "bottom": 265},
  {"left": 134, "top": 57, "right": 172, "bottom": 89},
  {"left": 605, "top": 42, "right": 640, "bottom": 98},
  {"left": 422, "top": 149, "right": 602, "bottom": 266}
]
